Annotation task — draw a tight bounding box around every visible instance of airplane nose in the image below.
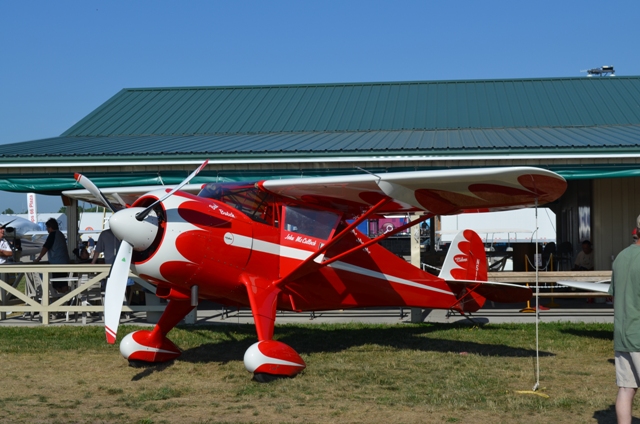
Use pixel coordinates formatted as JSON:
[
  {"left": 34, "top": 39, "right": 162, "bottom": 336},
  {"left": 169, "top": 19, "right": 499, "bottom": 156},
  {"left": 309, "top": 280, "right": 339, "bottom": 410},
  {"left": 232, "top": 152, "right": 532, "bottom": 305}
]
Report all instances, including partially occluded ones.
[{"left": 109, "top": 207, "right": 159, "bottom": 251}]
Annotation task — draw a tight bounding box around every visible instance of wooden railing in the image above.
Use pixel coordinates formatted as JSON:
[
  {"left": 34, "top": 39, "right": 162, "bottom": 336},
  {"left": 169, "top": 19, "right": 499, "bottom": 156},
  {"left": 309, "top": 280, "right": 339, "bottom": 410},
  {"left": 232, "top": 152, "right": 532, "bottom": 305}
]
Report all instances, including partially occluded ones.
[
  {"left": 0, "top": 264, "right": 165, "bottom": 325},
  {"left": 1, "top": 267, "right": 613, "bottom": 325}
]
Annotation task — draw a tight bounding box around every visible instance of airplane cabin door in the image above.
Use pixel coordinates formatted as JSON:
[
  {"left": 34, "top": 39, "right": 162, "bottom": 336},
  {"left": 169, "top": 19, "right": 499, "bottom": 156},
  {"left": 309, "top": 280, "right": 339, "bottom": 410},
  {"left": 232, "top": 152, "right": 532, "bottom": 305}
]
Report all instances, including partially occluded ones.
[{"left": 279, "top": 205, "right": 340, "bottom": 278}]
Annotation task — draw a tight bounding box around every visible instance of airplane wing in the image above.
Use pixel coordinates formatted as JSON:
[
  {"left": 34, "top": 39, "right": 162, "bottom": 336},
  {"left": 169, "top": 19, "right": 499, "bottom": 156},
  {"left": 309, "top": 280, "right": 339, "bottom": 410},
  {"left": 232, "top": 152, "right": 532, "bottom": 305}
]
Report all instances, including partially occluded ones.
[
  {"left": 63, "top": 167, "right": 565, "bottom": 217},
  {"left": 557, "top": 280, "right": 611, "bottom": 293},
  {"left": 260, "top": 167, "right": 566, "bottom": 216},
  {"left": 62, "top": 184, "right": 203, "bottom": 208}
]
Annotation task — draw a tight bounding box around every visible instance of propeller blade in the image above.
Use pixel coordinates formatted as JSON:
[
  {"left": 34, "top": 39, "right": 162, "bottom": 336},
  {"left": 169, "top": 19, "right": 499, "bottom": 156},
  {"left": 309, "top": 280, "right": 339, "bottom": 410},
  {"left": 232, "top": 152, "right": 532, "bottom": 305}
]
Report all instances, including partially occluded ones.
[
  {"left": 0, "top": 218, "right": 16, "bottom": 229},
  {"left": 104, "top": 240, "right": 133, "bottom": 344},
  {"left": 74, "top": 173, "right": 118, "bottom": 212},
  {"left": 135, "top": 159, "right": 209, "bottom": 221}
]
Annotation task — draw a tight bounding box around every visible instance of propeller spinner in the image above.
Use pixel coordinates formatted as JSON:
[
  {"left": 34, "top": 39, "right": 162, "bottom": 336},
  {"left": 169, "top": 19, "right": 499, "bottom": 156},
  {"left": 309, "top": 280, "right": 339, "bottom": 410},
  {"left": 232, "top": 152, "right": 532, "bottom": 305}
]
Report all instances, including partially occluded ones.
[{"left": 109, "top": 207, "right": 159, "bottom": 251}]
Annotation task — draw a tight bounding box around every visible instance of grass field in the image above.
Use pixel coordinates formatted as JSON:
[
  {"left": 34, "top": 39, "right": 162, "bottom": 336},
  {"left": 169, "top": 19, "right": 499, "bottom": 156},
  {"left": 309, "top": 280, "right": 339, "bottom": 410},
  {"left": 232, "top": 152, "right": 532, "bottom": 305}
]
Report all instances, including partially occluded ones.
[{"left": 0, "top": 322, "right": 624, "bottom": 423}]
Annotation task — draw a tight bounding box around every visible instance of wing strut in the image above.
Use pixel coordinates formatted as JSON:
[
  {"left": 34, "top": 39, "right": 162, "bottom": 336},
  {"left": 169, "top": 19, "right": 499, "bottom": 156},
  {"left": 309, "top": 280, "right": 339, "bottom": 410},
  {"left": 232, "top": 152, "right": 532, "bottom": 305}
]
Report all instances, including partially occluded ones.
[
  {"left": 274, "top": 197, "right": 391, "bottom": 287},
  {"left": 322, "top": 213, "right": 432, "bottom": 267}
]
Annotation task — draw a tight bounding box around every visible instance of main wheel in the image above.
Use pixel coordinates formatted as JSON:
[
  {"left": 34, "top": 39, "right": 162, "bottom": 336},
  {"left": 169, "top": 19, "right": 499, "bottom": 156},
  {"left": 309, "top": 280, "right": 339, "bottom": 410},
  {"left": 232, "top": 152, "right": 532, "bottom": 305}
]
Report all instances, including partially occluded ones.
[
  {"left": 120, "top": 330, "right": 181, "bottom": 363},
  {"left": 252, "top": 373, "right": 288, "bottom": 383},
  {"left": 243, "top": 340, "right": 306, "bottom": 378}
]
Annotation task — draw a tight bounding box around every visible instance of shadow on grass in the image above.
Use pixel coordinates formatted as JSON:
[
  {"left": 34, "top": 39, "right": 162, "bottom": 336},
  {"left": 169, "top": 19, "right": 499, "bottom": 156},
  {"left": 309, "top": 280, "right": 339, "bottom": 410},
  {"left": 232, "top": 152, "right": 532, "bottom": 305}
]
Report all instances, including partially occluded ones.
[
  {"left": 560, "top": 328, "right": 613, "bottom": 341},
  {"left": 175, "top": 323, "right": 553, "bottom": 365},
  {"left": 593, "top": 403, "right": 640, "bottom": 423},
  {"left": 130, "top": 361, "right": 174, "bottom": 381},
  {"left": 129, "top": 323, "right": 554, "bottom": 380}
]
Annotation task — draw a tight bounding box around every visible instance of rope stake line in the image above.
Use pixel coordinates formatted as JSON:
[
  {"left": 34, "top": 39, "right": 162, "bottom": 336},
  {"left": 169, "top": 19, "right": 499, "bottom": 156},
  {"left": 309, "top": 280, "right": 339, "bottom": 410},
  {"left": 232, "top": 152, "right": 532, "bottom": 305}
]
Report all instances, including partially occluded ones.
[
  {"left": 515, "top": 390, "right": 549, "bottom": 398},
  {"left": 534, "top": 198, "right": 541, "bottom": 392}
]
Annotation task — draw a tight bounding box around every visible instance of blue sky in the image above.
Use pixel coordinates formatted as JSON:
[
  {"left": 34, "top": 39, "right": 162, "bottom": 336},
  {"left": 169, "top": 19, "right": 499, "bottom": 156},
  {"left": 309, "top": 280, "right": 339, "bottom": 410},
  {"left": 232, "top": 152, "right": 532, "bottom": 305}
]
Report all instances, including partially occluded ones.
[{"left": 1, "top": 0, "right": 639, "bottom": 212}]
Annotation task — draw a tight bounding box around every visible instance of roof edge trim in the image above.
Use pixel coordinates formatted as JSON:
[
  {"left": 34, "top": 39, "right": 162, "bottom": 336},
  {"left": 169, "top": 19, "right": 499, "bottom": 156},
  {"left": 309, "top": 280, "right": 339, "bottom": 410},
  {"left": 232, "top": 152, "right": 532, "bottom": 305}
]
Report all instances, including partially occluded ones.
[{"left": 2, "top": 152, "right": 640, "bottom": 168}]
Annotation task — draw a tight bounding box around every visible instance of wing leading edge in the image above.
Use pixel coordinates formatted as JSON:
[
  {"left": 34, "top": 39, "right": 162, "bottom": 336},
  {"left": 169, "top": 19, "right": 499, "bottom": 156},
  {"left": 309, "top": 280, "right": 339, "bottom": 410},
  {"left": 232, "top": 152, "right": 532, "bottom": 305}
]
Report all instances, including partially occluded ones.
[{"left": 260, "top": 167, "right": 566, "bottom": 217}]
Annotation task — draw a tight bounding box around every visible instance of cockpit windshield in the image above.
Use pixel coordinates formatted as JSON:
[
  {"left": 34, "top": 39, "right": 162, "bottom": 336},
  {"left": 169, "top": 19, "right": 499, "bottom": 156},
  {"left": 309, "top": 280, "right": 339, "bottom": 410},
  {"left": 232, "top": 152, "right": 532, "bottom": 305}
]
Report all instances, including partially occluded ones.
[
  {"left": 198, "top": 182, "right": 277, "bottom": 226},
  {"left": 283, "top": 205, "right": 340, "bottom": 240}
]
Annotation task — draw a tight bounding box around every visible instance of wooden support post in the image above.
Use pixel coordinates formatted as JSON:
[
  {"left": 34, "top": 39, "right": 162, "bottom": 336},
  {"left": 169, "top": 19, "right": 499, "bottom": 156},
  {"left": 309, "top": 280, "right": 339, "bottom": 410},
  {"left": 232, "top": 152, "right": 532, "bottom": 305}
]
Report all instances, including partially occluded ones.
[
  {"left": 410, "top": 213, "right": 423, "bottom": 323},
  {"left": 0, "top": 273, "right": 6, "bottom": 321}
]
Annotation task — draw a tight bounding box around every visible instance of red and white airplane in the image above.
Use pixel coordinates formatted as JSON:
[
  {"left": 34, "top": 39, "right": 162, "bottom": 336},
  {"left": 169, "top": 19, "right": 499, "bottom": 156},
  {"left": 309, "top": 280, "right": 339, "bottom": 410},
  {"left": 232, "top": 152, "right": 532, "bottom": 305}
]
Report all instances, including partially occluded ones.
[{"left": 66, "top": 163, "right": 566, "bottom": 382}]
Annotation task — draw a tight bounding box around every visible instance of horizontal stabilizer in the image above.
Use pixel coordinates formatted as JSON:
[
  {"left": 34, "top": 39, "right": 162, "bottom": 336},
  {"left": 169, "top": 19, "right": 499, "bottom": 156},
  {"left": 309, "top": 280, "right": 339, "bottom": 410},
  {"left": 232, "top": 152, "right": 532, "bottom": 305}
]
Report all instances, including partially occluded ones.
[
  {"left": 557, "top": 280, "right": 611, "bottom": 293},
  {"left": 446, "top": 279, "right": 532, "bottom": 303}
]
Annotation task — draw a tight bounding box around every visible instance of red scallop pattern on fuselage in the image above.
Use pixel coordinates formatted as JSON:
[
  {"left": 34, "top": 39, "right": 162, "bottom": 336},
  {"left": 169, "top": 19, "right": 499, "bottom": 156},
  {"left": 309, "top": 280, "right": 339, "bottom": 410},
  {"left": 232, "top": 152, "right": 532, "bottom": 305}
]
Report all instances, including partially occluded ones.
[{"left": 158, "top": 198, "right": 253, "bottom": 296}]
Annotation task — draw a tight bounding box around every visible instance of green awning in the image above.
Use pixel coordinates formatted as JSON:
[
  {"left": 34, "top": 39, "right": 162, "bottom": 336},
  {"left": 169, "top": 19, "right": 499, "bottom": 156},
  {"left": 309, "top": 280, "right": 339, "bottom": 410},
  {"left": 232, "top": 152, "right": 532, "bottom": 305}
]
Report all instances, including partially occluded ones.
[
  {"left": 1, "top": 166, "right": 639, "bottom": 195},
  {"left": 554, "top": 167, "right": 640, "bottom": 180}
]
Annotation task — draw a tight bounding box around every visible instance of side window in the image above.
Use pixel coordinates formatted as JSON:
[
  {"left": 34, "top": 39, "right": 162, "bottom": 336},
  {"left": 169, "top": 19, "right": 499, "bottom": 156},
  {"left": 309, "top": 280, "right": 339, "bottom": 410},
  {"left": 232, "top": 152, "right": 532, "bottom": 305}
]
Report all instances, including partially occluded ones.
[{"left": 283, "top": 206, "right": 340, "bottom": 240}]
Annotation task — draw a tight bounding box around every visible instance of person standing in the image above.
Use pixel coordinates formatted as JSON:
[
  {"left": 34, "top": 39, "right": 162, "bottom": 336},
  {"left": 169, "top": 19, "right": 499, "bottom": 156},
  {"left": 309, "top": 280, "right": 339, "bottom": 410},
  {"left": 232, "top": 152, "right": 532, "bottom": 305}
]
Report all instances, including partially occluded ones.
[
  {"left": 92, "top": 228, "right": 122, "bottom": 291},
  {"left": 609, "top": 215, "right": 640, "bottom": 423},
  {"left": 91, "top": 228, "right": 121, "bottom": 265},
  {"left": 34, "top": 218, "right": 70, "bottom": 291},
  {"left": 34, "top": 218, "right": 70, "bottom": 265},
  {"left": 0, "top": 224, "right": 14, "bottom": 264}
]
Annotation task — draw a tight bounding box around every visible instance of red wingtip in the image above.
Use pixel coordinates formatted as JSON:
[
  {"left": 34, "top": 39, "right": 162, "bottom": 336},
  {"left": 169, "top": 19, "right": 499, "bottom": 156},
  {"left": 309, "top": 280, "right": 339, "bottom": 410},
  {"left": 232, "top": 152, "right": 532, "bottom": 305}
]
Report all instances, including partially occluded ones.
[{"left": 74, "top": 173, "right": 82, "bottom": 182}]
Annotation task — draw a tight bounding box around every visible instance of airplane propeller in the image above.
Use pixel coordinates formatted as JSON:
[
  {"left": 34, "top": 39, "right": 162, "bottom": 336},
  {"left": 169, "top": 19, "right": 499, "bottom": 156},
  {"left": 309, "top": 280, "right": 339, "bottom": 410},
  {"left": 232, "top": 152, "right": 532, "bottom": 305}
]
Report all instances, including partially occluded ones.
[
  {"left": 135, "top": 159, "right": 209, "bottom": 221},
  {"left": 73, "top": 173, "right": 121, "bottom": 212},
  {"left": 0, "top": 218, "right": 16, "bottom": 229},
  {"left": 104, "top": 240, "right": 133, "bottom": 343},
  {"left": 74, "top": 160, "right": 209, "bottom": 344}
]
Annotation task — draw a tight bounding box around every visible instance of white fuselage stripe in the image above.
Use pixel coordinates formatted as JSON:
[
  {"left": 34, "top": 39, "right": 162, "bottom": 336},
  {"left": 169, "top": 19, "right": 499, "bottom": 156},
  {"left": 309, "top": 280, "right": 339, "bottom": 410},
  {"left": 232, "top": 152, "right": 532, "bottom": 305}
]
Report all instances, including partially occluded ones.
[
  {"left": 227, "top": 233, "right": 323, "bottom": 261},
  {"left": 224, "top": 232, "right": 451, "bottom": 295},
  {"left": 330, "top": 261, "right": 453, "bottom": 295}
]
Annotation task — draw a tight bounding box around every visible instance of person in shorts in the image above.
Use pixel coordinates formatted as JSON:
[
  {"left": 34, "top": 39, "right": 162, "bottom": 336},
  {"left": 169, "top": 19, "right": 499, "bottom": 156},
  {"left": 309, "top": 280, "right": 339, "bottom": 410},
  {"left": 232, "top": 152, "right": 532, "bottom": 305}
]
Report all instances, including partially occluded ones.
[{"left": 609, "top": 214, "right": 640, "bottom": 423}]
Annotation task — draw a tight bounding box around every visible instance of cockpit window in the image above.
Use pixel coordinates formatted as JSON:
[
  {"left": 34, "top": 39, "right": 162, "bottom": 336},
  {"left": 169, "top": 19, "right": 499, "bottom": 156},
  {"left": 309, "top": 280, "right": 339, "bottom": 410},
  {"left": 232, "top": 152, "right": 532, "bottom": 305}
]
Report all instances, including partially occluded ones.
[
  {"left": 199, "top": 182, "right": 278, "bottom": 226},
  {"left": 283, "top": 206, "right": 340, "bottom": 240}
]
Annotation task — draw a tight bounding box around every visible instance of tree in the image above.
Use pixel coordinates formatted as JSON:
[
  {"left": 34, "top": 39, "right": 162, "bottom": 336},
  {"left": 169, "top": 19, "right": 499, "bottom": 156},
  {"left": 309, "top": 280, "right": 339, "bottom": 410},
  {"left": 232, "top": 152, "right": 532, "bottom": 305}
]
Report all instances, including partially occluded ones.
[{"left": 1, "top": 208, "right": 15, "bottom": 214}]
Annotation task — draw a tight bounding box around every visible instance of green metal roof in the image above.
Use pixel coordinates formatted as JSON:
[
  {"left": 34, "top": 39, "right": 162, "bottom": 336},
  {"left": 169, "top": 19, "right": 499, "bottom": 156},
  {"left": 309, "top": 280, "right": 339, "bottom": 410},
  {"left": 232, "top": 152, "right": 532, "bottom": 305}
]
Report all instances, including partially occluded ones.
[
  {"left": 2, "top": 125, "right": 640, "bottom": 160},
  {"left": 0, "top": 76, "right": 639, "bottom": 169},
  {"left": 62, "top": 77, "right": 640, "bottom": 137}
]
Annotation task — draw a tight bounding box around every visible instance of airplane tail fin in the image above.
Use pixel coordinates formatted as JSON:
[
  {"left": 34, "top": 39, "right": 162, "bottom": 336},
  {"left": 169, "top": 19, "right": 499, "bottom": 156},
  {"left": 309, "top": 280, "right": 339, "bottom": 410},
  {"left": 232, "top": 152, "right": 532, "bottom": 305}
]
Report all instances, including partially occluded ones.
[
  {"left": 440, "top": 229, "right": 531, "bottom": 312},
  {"left": 439, "top": 229, "right": 488, "bottom": 282}
]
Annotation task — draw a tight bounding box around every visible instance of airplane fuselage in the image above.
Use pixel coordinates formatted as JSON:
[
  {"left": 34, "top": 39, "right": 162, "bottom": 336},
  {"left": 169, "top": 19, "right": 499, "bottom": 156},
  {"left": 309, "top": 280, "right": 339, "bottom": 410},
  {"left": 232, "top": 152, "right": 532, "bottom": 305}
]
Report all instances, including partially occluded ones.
[
  {"left": 129, "top": 189, "right": 461, "bottom": 313},
  {"left": 74, "top": 164, "right": 561, "bottom": 379}
]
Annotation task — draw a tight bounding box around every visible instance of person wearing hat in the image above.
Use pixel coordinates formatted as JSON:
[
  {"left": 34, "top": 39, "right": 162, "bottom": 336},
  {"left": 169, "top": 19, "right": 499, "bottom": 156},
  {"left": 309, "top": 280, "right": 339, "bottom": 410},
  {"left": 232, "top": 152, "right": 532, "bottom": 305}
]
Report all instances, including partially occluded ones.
[
  {"left": 0, "top": 222, "right": 14, "bottom": 264},
  {"left": 609, "top": 214, "right": 640, "bottom": 422}
]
